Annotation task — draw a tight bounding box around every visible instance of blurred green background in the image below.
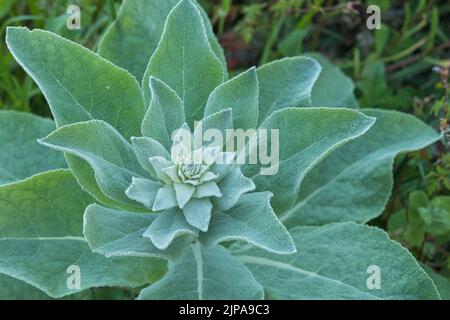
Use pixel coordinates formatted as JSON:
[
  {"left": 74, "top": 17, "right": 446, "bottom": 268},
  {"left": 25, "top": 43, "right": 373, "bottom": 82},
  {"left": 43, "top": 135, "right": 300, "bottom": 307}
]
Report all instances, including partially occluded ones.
[{"left": 1, "top": 0, "right": 449, "bottom": 292}]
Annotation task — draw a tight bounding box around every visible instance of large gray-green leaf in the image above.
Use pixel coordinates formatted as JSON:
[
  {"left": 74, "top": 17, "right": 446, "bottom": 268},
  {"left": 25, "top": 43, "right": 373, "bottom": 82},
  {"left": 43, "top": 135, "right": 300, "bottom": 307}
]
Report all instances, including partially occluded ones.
[
  {"left": 125, "top": 177, "right": 161, "bottom": 209},
  {"left": 195, "top": 1, "right": 228, "bottom": 78},
  {"left": 281, "top": 109, "right": 440, "bottom": 227},
  {"left": 84, "top": 204, "right": 182, "bottom": 261},
  {"left": 247, "top": 108, "right": 375, "bottom": 213},
  {"left": 0, "top": 274, "right": 50, "bottom": 300},
  {"left": 131, "top": 136, "right": 170, "bottom": 178},
  {"left": 214, "top": 166, "right": 255, "bottom": 211},
  {"left": 98, "top": 0, "right": 179, "bottom": 81},
  {"left": 142, "top": 77, "right": 185, "bottom": 150},
  {"left": 6, "top": 27, "right": 145, "bottom": 140},
  {"left": 39, "top": 120, "right": 148, "bottom": 208},
  {"left": 98, "top": 0, "right": 227, "bottom": 82},
  {"left": 142, "top": 0, "right": 224, "bottom": 125},
  {"left": 0, "top": 274, "right": 94, "bottom": 300},
  {"left": 0, "top": 170, "right": 165, "bottom": 298},
  {"left": 256, "top": 57, "right": 321, "bottom": 125},
  {"left": 0, "top": 170, "right": 93, "bottom": 238},
  {"left": 204, "top": 67, "right": 258, "bottom": 130},
  {"left": 182, "top": 198, "right": 212, "bottom": 232},
  {"left": 144, "top": 208, "right": 197, "bottom": 250},
  {"left": 0, "top": 111, "right": 66, "bottom": 185},
  {"left": 202, "top": 192, "right": 295, "bottom": 254},
  {"left": 232, "top": 222, "right": 440, "bottom": 299},
  {"left": 194, "top": 108, "right": 233, "bottom": 149},
  {"left": 6, "top": 26, "right": 146, "bottom": 210},
  {"left": 0, "top": 239, "right": 165, "bottom": 298},
  {"left": 138, "top": 243, "right": 264, "bottom": 299},
  {"left": 64, "top": 156, "right": 132, "bottom": 211},
  {"left": 305, "top": 52, "right": 359, "bottom": 108}
]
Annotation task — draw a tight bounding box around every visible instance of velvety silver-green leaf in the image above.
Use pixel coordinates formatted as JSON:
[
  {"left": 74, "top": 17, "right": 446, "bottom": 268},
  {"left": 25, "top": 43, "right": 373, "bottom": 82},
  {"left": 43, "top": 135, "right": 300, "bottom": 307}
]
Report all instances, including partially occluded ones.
[
  {"left": 174, "top": 182, "right": 195, "bottom": 208},
  {"left": 281, "top": 109, "right": 440, "bottom": 227},
  {"left": 131, "top": 136, "right": 170, "bottom": 177},
  {"left": 0, "top": 274, "right": 50, "bottom": 300},
  {"left": 138, "top": 243, "right": 264, "bottom": 300},
  {"left": 0, "top": 270, "right": 93, "bottom": 300},
  {"left": 248, "top": 108, "right": 375, "bottom": 213},
  {"left": 204, "top": 67, "right": 258, "bottom": 130},
  {"left": 182, "top": 198, "right": 213, "bottom": 232},
  {"left": 0, "top": 170, "right": 164, "bottom": 298},
  {"left": 193, "top": 181, "right": 222, "bottom": 198},
  {"left": 125, "top": 177, "right": 161, "bottom": 209},
  {"left": 0, "top": 111, "right": 66, "bottom": 185},
  {"left": 6, "top": 27, "right": 145, "bottom": 139},
  {"left": 209, "top": 152, "right": 235, "bottom": 181},
  {"left": 214, "top": 166, "right": 255, "bottom": 211},
  {"left": 0, "top": 238, "right": 165, "bottom": 298},
  {"left": 202, "top": 192, "right": 295, "bottom": 254},
  {"left": 232, "top": 223, "right": 440, "bottom": 299},
  {"left": 195, "top": 1, "right": 228, "bottom": 78},
  {"left": 305, "top": 52, "right": 359, "bottom": 108},
  {"left": 39, "top": 120, "right": 147, "bottom": 207},
  {"left": 64, "top": 156, "right": 134, "bottom": 211},
  {"left": 152, "top": 184, "right": 178, "bottom": 210},
  {"left": 98, "top": 0, "right": 179, "bottom": 81},
  {"left": 0, "top": 170, "right": 93, "bottom": 238},
  {"left": 142, "top": 77, "right": 186, "bottom": 150},
  {"left": 6, "top": 27, "right": 145, "bottom": 210},
  {"left": 84, "top": 204, "right": 182, "bottom": 261},
  {"left": 256, "top": 57, "right": 321, "bottom": 124},
  {"left": 142, "top": 0, "right": 224, "bottom": 125},
  {"left": 98, "top": 0, "right": 227, "bottom": 81},
  {"left": 194, "top": 108, "right": 233, "bottom": 149},
  {"left": 144, "top": 208, "right": 197, "bottom": 250}
]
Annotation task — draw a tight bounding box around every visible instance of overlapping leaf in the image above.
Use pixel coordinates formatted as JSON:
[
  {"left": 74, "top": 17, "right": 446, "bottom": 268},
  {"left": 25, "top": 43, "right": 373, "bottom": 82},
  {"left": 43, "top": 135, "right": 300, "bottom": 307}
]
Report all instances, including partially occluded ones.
[
  {"left": 6, "top": 26, "right": 146, "bottom": 210},
  {"left": 98, "top": 0, "right": 227, "bottom": 81},
  {"left": 138, "top": 243, "right": 264, "bottom": 300},
  {"left": 0, "top": 170, "right": 165, "bottom": 298},
  {"left": 204, "top": 67, "right": 259, "bottom": 130},
  {"left": 98, "top": 0, "right": 180, "bottom": 81},
  {"left": 232, "top": 223, "right": 440, "bottom": 299},
  {"left": 256, "top": 57, "right": 321, "bottom": 124},
  {"left": 202, "top": 192, "right": 295, "bottom": 254},
  {"left": 143, "top": 208, "right": 198, "bottom": 250},
  {"left": 246, "top": 107, "right": 375, "bottom": 213},
  {"left": 281, "top": 109, "right": 440, "bottom": 227},
  {"left": 6, "top": 27, "right": 145, "bottom": 140},
  {"left": 39, "top": 120, "right": 148, "bottom": 208},
  {"left": 305, "top": 53, "right": 359, "bottom": 108},
  {"left": 142, "top": 77, "right": 185, "bottom": 150},
  {"left": 84, "top": 204, "right": 182, "bottom": 261},
  {"left": 0, "top": 111, "right": 66, "bottom": 185},
  {"left": 0, "top": 274, "right": 50, "bottom": 300},
  {"left": 142, "top": 0, "right": 224, "bottom": 124}
]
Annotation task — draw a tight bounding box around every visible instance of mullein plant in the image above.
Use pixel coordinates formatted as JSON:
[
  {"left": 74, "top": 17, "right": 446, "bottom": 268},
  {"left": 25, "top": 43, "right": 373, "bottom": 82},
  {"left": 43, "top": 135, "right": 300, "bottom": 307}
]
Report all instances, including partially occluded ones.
[{"left": 0, "top": 0, "right": 443, "bottom": 299}]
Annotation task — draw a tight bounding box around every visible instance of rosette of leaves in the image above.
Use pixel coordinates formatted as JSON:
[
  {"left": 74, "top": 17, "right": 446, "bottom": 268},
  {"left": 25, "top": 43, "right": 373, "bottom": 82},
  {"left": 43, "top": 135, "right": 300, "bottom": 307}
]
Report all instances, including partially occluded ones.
[{"left": 0, "top": 0, "right": 444, "bottom": 299}]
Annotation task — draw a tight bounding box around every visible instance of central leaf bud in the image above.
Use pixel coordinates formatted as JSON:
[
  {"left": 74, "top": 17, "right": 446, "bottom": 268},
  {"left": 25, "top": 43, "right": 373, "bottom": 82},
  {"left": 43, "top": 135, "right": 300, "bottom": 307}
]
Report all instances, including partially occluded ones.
[{"left": 178, "top": 159, "right": 202, "bottom": 181}]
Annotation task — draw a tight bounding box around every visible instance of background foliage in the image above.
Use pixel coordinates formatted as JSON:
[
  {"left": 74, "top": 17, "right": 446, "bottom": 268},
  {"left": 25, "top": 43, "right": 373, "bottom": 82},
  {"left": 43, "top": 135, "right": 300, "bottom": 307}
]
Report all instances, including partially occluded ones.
[{"left": 0, "top": 0, "right": 449, "bottom": 297}]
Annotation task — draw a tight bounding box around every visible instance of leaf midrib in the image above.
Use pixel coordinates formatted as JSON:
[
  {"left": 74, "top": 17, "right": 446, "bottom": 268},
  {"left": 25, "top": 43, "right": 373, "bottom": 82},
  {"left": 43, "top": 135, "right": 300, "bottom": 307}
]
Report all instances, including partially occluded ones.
[
  {"left": 0, "top": 236, "right": 86, "bottom": 241},
  {"left": 279, "top": 148, "right": 399, "bottom": 222},
  {"left": 238, "top": 255, "right": 379, "bottom": 299},
  {"left": 190, "top": 242, "right": 204, "bottom": 300}
]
